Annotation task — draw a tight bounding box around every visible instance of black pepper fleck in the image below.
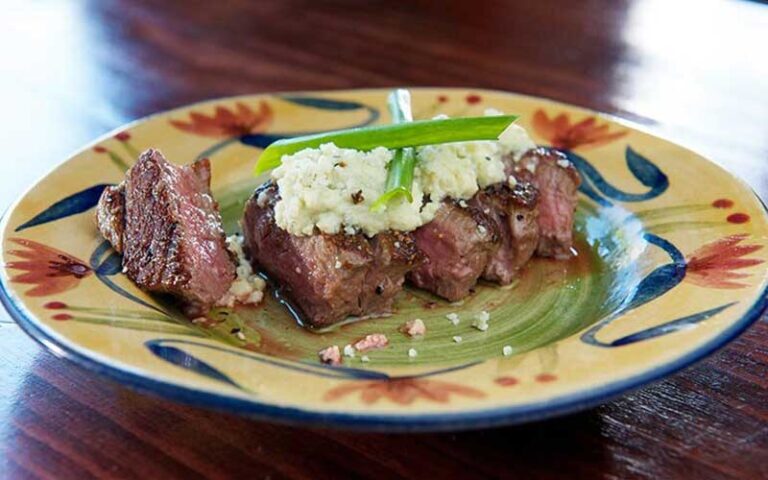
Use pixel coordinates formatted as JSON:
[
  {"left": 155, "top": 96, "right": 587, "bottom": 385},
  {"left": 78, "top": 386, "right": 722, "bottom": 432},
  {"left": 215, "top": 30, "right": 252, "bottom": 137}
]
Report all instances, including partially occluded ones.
[
  {"left": 375, "top": 285, "right": 384, "bottom": 295},
  {"left": 351, "top": 190, "right": 365, "bottom": 204}
]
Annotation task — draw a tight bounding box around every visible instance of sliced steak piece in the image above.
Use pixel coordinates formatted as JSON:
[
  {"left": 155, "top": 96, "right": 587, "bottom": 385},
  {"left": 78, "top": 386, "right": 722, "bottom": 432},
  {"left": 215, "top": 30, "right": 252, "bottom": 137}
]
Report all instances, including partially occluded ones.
[
  {"left": 96, "top": 149, "right": 235, "bottom": 315},
  {"left": 470, "top": 180, "right": 539, "bottom": 284},
  {"left": 407, "top": 200, "right": 500, "bottom": 301},
  {"left": 507, "top": 147, "right": 581, "bottom": 259},
  {"left": 242, "top": 182, "right": 422, "bottom": 328}
]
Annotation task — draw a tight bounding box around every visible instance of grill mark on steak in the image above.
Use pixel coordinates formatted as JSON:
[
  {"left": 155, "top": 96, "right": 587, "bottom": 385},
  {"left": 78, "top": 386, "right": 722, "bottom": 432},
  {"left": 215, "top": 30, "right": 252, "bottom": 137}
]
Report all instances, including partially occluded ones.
[
  {"left": 407, "top": 199, "right": 500, "bottom": 302},
  {"left": 506, "top": 147, "right": 581, "bottom": 259},
  {"left": 470, "top": 180, "right": 540, "bottom": 284},
  {"left": 242, "top": 182, "right": 423, "bottom": 328},
  {"left": 95, "top": 149, "right": 235, "bottom": 316}
]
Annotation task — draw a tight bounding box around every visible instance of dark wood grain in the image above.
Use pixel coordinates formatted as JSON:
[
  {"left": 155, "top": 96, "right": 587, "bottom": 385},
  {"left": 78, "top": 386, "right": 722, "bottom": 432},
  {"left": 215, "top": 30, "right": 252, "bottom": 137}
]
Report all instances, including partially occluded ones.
[{"left": 1, "top": 0, "right": 766, "bottom": 478}]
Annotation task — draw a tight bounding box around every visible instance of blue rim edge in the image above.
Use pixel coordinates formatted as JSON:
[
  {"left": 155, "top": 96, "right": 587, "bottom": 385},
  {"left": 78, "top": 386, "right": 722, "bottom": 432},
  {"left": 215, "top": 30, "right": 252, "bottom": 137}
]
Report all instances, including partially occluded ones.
[{"left": 3, "top": 266, "right": 767, "bottom": 432}]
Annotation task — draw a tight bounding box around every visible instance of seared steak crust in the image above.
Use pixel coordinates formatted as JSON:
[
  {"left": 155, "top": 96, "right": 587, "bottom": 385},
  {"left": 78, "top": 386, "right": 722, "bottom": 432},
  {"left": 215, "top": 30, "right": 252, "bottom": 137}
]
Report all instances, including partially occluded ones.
[
  {"left": 242, "top": 182, "right": 422, "bottom": 328},
  {"left": 470, "top": 180, "right": 539, "bottom": 284},
  {"left": 407, "top": 200, "right": 500, "bottom": 301},
  {"left": 96, "top": 185, "right": 125, "bottom": 254},
  {"left": 96, "top": 149, "right": 235, "bottom": 315}
]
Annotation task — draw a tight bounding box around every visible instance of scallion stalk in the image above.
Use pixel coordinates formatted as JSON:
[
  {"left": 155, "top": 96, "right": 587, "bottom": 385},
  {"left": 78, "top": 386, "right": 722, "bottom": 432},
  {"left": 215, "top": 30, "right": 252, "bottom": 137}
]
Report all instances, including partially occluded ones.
[
  {"left": 370, "top": 89, "right": 415, "bottom": 211},
  {"left": 253, "top": 114, "right": 518, "bottom": 175}
]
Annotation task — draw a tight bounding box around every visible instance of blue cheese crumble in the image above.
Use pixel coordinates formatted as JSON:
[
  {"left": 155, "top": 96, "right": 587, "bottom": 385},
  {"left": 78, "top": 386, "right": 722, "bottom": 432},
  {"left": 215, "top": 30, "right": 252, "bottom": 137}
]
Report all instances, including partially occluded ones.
[
  {"left": 215, "top": 235, "right": 266, "bottom": 307},
  {"left": 270, "top": 111, "right": 536, "bottom": 237}
]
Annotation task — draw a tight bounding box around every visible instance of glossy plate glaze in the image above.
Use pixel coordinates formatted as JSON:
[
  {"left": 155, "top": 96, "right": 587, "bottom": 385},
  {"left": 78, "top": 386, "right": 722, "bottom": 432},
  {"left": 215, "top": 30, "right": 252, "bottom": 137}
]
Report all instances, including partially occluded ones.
[{"left": 2, "top": 88, "right": 767, "bottom": 431}]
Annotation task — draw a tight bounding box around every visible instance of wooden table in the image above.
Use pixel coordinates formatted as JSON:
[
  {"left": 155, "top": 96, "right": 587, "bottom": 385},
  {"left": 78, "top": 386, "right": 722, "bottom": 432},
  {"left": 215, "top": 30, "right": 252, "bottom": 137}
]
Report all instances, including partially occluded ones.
[{"left": 1, "top": 0, "right": 766, "bottom": 478}]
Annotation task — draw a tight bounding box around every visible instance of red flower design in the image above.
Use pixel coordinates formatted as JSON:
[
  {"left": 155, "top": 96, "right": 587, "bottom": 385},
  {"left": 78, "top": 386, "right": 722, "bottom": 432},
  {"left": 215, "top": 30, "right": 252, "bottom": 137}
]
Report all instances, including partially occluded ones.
[
  {"left": 324, "top": 378, "right": 485, "bottom": 405},
  {"left": 727, "top": 213, "right": 750, "bottom": 224},
  {"left": 114, "top": 131, "right": 131, "bottom": 141},
  {"left": 6, "top": 239, "right": 92, "bottom": 296},
  {"left": 465, "top": 94, "right": 482, "bottom": 105},
  {"left": 494, "top": 376, "right": 519, "bottom": 387},
  {"left": 170, "top": 101, "right": 273, "bottom": 138},
  {"left": 712, "top": 199, "right": 734, "bottom": 209},
  {"left": 686, "top": 234, "right": 764, "bottom": 289},
  {"left": 535, "top": 373, "right": 557, "bottom": 383},
  {"left": 532, "top": 109, "right": 627, "bottom": 150},
  {"left": 44, "top": 301, "right": 68, "bottom": 309}
]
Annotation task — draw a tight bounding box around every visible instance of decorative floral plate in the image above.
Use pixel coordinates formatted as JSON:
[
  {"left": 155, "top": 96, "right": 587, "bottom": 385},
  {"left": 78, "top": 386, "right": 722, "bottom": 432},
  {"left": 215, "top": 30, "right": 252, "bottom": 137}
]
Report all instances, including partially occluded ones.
[{"left": 2, "top": 88, "right": 766, "bottom": 431}]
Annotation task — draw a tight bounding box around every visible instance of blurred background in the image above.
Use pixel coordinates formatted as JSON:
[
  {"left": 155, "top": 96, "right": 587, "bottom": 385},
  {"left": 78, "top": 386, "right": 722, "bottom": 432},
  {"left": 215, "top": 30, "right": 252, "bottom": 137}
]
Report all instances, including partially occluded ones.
[{"left": 1, "top": 0, "right": 766, "bottom": 208}]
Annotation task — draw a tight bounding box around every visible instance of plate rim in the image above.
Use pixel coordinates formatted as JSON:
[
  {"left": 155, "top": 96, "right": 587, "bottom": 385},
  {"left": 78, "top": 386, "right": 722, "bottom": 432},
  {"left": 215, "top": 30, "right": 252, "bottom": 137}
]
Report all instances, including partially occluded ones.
[
  {"left": 3, "top": 271, "right": 766, "bottom": 432},
  {"left": 2, "top": 87, "right": 767, "bottom": 431}
]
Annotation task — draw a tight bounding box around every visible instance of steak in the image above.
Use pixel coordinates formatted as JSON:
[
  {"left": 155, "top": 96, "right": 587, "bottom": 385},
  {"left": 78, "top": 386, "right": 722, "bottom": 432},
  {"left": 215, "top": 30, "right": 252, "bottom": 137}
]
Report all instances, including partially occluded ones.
[
  {"left": 469, "top": 180, "right": 539, "bottom": 284},
  {"left": 407, "top": 200, "right": 500, "bottom": 301},
  {"left": 96, "top": 149, "right": 235, "bottom": 315},
  {"left": 508, "top": 147, "right": 581, "bottom": 259},
  {"left": 96, "top": 185, "right": 125, "bottom": 253},
  {"left": 241, "top": 182, "right": 422, "bottom": 328}
]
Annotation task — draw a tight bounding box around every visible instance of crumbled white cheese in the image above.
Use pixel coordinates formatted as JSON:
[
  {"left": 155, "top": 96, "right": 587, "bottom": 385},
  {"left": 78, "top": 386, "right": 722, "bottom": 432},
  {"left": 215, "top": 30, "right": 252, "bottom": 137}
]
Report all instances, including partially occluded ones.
[
  {"left": 458, "top": 199, "right": 468, "bottom": 208},
  {"left": 256, "top": 189, "right": 269, "bottom": 207},
  {"left": 473, "top": 319, "right": 489, "bottom": 331},
  {"left": 271, "top": 112, "right": 536, "bottom": 237},
  {"left": 453, "top": 335, "right": 463, "bottom": 343},
  {"left": 343, "top": 344, "right": 356, "bottom": 358},
  {"left": 446, "top": 312, "right": 460, "bottom": 325},
  {"left": 477, "top": 225, "right": 487, "bottom": 236},
  {"left": 416, "top": 139, "right": 504, "bottom": 201},
  {"left": 319, "top": 345, "right": 341, "bottom": 365},
  {"left": 361, "top": 355, "right": 370, "bottom": 362},
  {"left": 484, "top": 108, "right": 537, "bottom": 159},
  {"left": 334, "top": 260, "right": 342, "bottom": 269},
  {"left": 503, "top": 345, "right": 513, "bottom": 356},
  {"left": 507, "top": 175, "right": 518, "bottom": 188},
  {"left": 557, "top": 159, "right": 571, "bottom": 168},
  {"left": 402, "top": 318, "right": 426, "bottom": 337},
  {"left": 353, "top": 333, "right": 389, "bottom": 352},
  {"left": 472, "top": 311, "right": 490, "bottom": 331},
  {"left": 235, "top": 331, "right": 246, "bottom": 341},
  {"left": 215, "top": 235, "right": 266, "bottom": 308},
  {"left": 499, "top": 125, "right": 537, "bottom": 160},
  {"left": 273, "top": 144, "right": 431, "bottom": 237},
  {"left": 408, "top": 348, "right": 418, "bottom": 358}
]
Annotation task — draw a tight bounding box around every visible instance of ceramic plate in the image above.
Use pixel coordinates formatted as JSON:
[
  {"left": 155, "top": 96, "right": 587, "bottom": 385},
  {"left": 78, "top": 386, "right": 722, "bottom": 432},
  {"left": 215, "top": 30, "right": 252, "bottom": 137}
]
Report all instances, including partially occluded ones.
[{"left": 2, "top": 88, "right": 767, "bottom": 431}]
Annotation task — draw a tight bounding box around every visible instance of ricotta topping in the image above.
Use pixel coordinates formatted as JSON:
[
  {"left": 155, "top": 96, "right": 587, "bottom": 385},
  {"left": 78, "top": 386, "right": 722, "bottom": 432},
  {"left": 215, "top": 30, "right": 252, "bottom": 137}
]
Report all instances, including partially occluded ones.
[{"left": 270, "top": 111, "right": 536, "bottom": 237}]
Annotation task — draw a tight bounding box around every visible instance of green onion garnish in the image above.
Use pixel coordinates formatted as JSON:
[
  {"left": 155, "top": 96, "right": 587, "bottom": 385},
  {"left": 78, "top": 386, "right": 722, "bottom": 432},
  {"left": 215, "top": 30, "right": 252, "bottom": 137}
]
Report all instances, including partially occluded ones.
[
  {"left": 253, "top": 114, "right": 518, "bottom": 175},
  {"left": 370, "top": 89, "right": 416, "bottom": 211}
]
